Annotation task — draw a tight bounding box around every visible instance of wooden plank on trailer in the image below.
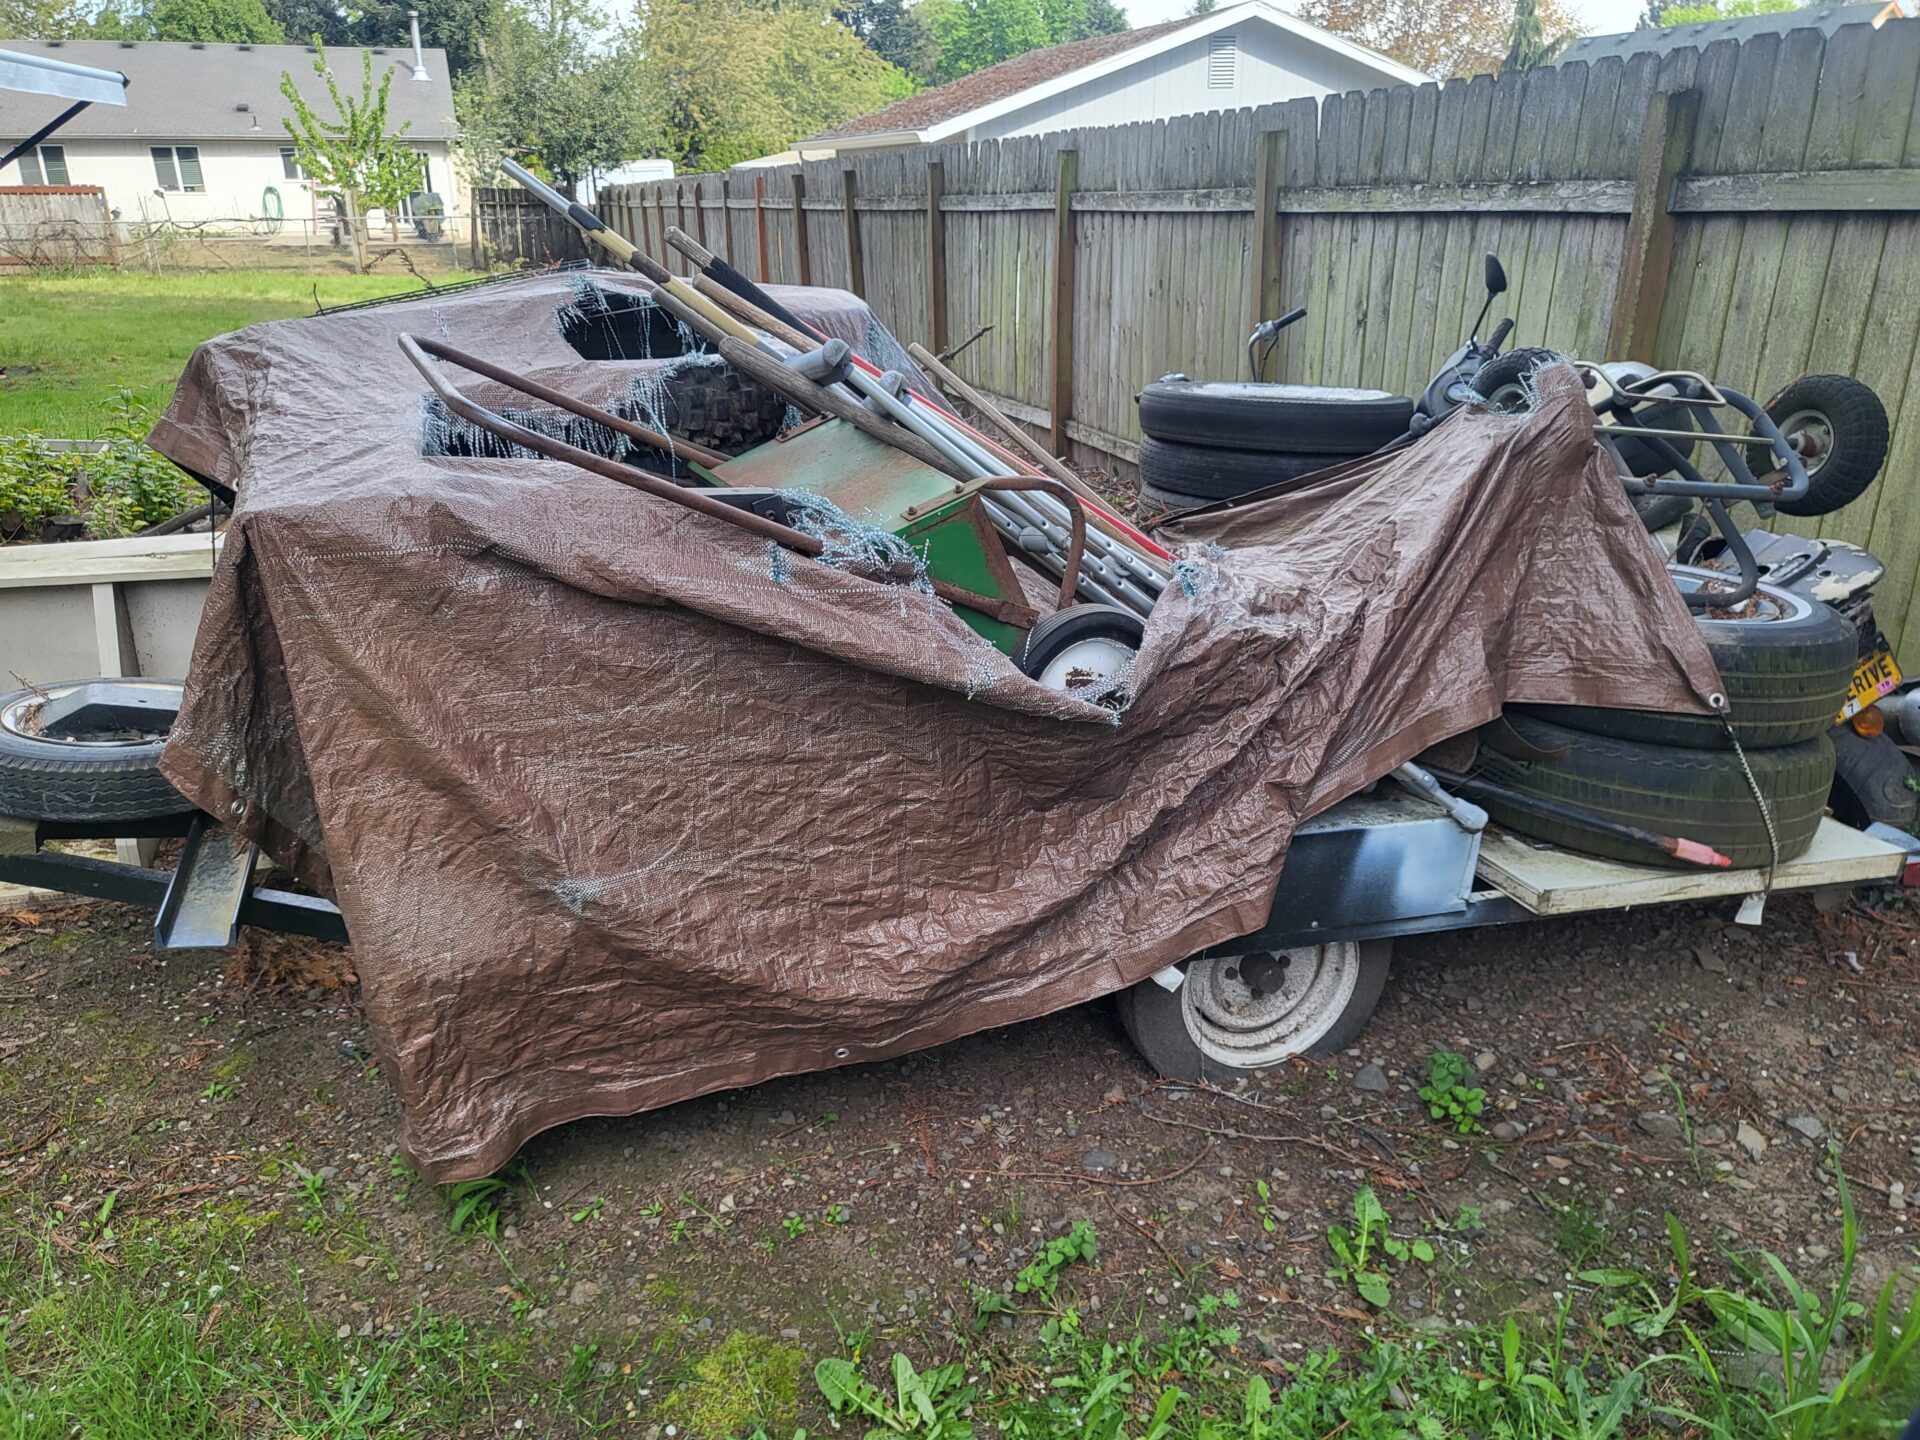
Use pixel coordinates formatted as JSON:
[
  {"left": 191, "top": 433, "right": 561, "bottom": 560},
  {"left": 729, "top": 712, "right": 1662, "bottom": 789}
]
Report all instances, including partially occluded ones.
[{"left": 1478, "top": 818, "right": 1901, "bottom": 916}]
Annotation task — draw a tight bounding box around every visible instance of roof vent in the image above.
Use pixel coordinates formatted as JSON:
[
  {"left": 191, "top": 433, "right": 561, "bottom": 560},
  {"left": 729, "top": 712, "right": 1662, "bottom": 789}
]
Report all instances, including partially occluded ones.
[
  {"left": 190, "top": 40, "right": 206, "bottom": 48},
  {"left": 46, "top": 37, "right": 62, "bottom": 45},
  {"left": 118, "top": 39, "right": 135, "bottom": 46},
  {"left": 1207, "top": 33, "right": 1236, "bottom": 89},
  {"left": 237, "top": 42, "right": 251, "bottom": 49},
  {"left": 235, "top": 102, "right": 250, "bottom": 112},
  {"left": 372, "top": 46, "right": 387, "bottom": 53}
]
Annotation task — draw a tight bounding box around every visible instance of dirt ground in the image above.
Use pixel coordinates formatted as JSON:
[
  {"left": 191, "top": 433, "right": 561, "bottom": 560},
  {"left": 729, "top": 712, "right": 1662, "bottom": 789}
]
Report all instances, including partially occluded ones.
[{"left": 1, "top": 886, "right": 1916, "bottom": 1431}]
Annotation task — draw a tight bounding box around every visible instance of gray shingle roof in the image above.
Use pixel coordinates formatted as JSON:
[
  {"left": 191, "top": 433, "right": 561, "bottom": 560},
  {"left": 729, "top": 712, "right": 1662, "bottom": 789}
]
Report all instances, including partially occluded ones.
[
  {"left": 0, "top": 38, "right": 456, "bottom": 141},
  {"left": 1558, "top": 4, "right": 1889, "bottom": 64}
]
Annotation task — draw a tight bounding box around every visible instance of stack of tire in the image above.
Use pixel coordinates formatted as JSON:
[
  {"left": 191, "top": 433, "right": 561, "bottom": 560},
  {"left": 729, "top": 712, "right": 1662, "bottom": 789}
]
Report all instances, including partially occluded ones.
[
  {"left": 1134, "top": 380, "right": 1415, "bottom": 513},
  {"left": 1476, "top": 568, "right": 1855, "bottom": 869}
]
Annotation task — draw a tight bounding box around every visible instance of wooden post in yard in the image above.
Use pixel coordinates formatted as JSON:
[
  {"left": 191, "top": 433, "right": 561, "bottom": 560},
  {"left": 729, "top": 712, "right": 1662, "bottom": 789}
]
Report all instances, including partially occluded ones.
[
  {"left": 1048, "top": 147, "right": 1079, "bottom": 460},
  {"left": 842, "top": 167, "right": 865, "bottom": 296},
  {"left": 1248, "top": 129, "right": 1287, "bottom": 378},
  {"left": 1608, "top": 87, "right": 1700, "bottom": 363},
  {"left": 792, "top": 172, "right": 813, "bottom": 286},
  {"left": 754, "top": 174, "right": 770, "bottom": 282},
  {"left": 926, "top": 159, "right": 949, "bottom": 356}
]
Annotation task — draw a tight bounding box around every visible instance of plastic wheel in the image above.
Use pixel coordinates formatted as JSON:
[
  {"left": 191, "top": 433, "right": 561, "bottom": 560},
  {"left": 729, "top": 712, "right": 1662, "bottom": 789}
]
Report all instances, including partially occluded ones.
[{"left": 1015, "top": 604, "right": 1145, "bottom": 707}]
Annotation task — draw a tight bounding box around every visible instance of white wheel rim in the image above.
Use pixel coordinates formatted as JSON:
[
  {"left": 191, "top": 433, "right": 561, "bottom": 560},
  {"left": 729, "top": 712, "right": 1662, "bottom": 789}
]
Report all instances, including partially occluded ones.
[
  {"left": 1036, "top": 636, "right": 1135, "bottom": 701},
  {"left": 1180, "top": 944, "right": 1362, "bottom": 1068}
]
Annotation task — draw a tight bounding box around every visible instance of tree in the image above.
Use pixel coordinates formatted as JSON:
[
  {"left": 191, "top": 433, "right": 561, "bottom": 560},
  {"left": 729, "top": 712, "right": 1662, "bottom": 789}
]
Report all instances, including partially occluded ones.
[
  {"left": 1502, "top": 0, "right": 1569, "bottom": 68},
  {"left": 635, "top": 0, "right": 912, "bottom": 170},
  {"left": 262, "top": 0, "right": 496, "bottom": 79},
  {"left": 917, "top": 0, "right": 1126, "bottom": 84},
  {"left": 90, "top": 0, "right": 285, "bottom": 40},
  {"left": 1293, "top": 0, "right": 1579, "bottom": 75},
  {"left": 455, "top": 0, "right": 645, "bottom": 193},
  {"left": 281, "top": 41, "right": 417, "bottom": 270},
  {"left": 1186, "top": 0, "right": 1218, "bottom": 14},
  {"left": 1656, "top": 0, "right": 1797, "bottom": 21},
  {"left": 834, "top": 0, "right": 938, "bottom": 84},
  {"left": 0, "top": 0, "right": 88, "bottom": 38}
]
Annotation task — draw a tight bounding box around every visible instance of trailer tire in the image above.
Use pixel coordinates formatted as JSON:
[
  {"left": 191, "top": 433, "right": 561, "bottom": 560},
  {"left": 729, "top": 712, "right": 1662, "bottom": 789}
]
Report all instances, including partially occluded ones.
[
  {"left": 1479, "top": 711, "right": 1833, "bottom": 868},
  {"left": 1514, "top": 570, "right": 1855, "bottom": 749},
  {"left": 1766, "top": 374, "right": 1889, "bottom": 518},
  {"left": 0, "top": 679, "right": 191, "bottom": 824},
  {"left": 1137, "top": 380, "right": 1414, "bottom": 453},
  {"left": 1136, "top": 479, "right": 1216, "bottom": 516},
  {"left": 1138, "top": 435, "right": 1359, "bottom": 501},
  {"left": 1119, "top": 941, "right": 1392, "bottom": 1081}
]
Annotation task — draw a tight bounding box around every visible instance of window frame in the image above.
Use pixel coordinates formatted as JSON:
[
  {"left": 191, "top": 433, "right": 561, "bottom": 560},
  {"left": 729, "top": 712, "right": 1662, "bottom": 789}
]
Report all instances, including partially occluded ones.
[
  {"left": 279, "top": 145, "right": 302, "bottom": 180},
  {"left": 15, "top": 144, "right": 68, "bottom": 185},
  {"left": 150, "top": 144, "right": 205, "bottom": 193}
]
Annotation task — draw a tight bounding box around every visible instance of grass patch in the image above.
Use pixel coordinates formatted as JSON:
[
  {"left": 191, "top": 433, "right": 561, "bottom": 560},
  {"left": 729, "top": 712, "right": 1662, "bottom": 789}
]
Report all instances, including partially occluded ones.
[
  {"left": 659, "top": 1329, "right": 806, "bottom": 1437},
  {"left": 0, "top": 269, "right": 480, "bottom": 437}
]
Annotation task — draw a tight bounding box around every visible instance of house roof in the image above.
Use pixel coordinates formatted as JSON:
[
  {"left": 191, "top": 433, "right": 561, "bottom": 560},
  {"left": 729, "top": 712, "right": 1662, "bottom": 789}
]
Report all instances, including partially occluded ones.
[
  {"left": 800, "top": 0, "right": 1425, "bottom": 149},
  {"left": 1558, "top": 3, "right": 1893, "bottom": 64},
  {"left": 0, "top": 38, "right": 456, "bottom": 142}
]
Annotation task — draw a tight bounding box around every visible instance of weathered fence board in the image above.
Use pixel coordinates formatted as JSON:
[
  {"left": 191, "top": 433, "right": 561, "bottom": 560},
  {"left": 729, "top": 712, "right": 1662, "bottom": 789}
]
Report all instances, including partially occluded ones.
[{"left": 520, "top": 18, "right": 1920, "bottom": 662}]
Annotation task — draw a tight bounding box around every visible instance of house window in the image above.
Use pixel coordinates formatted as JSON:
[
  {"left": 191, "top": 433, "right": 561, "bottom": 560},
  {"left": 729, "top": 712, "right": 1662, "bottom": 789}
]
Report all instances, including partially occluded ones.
[
  {"left": 1207, "top": 33, "right": 1237, "bottom": 89},
  {"left": 279, "top": 146, "right": 303, "bottom": 180},
  {"left": 150, "top": 145, "right": 205, "bottom": 193},
  {"left": 15, "top": 144, "right": 69, "bottom": 185}
]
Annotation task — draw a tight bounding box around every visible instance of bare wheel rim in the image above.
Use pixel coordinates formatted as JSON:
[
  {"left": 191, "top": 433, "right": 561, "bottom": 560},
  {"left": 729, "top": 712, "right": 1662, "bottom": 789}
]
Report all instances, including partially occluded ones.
[
  {"left": 1179, "top": 944, "right": 1362, "bottom": 1069},
  {"left": 1777, "top": 407, "right": 1834, "bottom": 478},
  {"left": 0, "top": 679, "right": 180, "bottom": 748}
]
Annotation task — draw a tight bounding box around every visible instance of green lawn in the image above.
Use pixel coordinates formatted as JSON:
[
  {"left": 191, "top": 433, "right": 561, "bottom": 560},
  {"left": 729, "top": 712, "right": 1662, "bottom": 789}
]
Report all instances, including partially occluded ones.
[{"left": 0, "top": 270, "right": 481, "bottom": 438}]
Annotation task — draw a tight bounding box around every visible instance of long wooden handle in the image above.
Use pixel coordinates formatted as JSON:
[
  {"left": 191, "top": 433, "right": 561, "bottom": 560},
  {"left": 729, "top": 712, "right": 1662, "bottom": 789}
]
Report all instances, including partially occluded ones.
[
  {"left": 665, "top": 225, "right": 717, "bottom": 270},
  {"left": 909, "top": 343, "right": 1079, "bottom": 488}
]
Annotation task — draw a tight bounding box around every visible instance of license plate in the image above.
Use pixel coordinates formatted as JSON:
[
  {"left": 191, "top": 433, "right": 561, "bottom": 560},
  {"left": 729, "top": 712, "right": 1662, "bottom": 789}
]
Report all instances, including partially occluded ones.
[{"left": 1841, "top": 648, "right": 1902, "bottom": 720}]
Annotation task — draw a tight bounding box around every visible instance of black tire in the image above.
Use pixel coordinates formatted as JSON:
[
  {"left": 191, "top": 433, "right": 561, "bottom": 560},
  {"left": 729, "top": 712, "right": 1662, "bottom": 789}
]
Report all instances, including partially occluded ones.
[
  {"left": 1015, "top": 604, "right": 1144, "bottom": 704},
  {"left": 1767, "top": 374, "right": 1889, "bottom": 518},
  {"left": 1515, "top": 567, "right": 1856, "bottom": 749},
  {"left": 1466, "top": 347, "right": 1565, "bottom": 410},
  {"left": 1137, "top": 434, "right": 1360, "bottom": 501},
  {"left": 0, "top": 679, "right": 191, "bottom": 824},
  {"left": 1119, "top": 941, "right": 1392, "bottom": 1081},
  {"left": 1480, "top": 711, "right": 1833, "bottom": 868},
  {"left": 1135, "top": 479, "right": 1215, "bottom": 516},
  {"left": 1137, "top": 380, "right": 1414, "bottom": 454},
  {"left": 1826, "top": 723, "right": 1919, "bottom": 831}
]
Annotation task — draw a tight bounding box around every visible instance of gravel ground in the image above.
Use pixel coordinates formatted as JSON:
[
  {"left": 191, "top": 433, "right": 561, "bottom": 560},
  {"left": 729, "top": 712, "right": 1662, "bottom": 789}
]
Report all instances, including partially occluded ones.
[{"left": 0, "top": 887, "right": 1916, "bottom": 1430}]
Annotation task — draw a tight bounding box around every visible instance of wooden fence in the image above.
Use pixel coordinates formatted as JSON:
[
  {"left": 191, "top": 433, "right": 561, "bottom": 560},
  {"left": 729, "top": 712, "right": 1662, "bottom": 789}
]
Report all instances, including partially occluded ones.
[
  {"left": 558, "top": 21, "right": 1920, "bottom": 662},
  {"left": 0, "top": 186, "right": 114, "bottom": 266},
  {"left": 471, "top": 188, "right": 591, "bottom": 269}
]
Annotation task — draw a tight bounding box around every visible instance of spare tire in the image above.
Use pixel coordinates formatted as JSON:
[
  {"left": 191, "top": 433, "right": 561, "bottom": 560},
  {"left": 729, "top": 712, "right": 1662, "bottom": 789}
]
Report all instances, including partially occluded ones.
[
  {"left": 1138, "top": 434, "right": 1358, "bottom": 501},
  {"left": 1138, "top": 381, "right": 1413, "bottom": 454},
  {"left": 1479, "top": 711, "right": 1833, "bottom": 869},
  {"left": 0, "top": 679, "right": 191, "bottom": 824},
  {"left": 1514, "top": 566, "right": 1855, "bottom": 749},
  {"left": 1136, "top": 478, "right": 1214, "bottom": 516}
]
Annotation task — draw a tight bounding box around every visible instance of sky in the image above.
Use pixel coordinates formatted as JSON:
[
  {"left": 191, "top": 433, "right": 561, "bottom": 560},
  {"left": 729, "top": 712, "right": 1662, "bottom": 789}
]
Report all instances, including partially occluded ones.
[{"left": 1121, "top": 0, "right": 1647, "bottom": 44}]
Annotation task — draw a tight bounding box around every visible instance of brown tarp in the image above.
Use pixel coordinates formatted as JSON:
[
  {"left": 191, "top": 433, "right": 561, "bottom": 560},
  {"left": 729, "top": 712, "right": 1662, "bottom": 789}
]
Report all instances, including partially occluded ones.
[{"left": 150, "top": 273, "right": 1720, "bottom": 1181}]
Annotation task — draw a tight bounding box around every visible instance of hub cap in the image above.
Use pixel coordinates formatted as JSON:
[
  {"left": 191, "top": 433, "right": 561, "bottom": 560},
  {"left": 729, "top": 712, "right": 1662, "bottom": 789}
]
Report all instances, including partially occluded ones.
[
  {"left": 1035, "top": 636, "right": 1135, "bottom": 706},
  {"left": 1179, "top": 944, "right": 1362, "bottom": 1068}
]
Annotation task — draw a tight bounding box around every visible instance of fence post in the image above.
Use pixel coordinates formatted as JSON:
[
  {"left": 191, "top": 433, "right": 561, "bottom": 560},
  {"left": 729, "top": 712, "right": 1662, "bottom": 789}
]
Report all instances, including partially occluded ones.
[
  {"left": 1048, "top": 147, "right": 1078, "bottom": 459},
  {"left": 654, "top": 187, "right": 670, "bottom": 266},
  {"left": 842, "top": 167, "right": 865, "bottom": 296},
  {"left": 792, "top": 172, "right": 812, "bottom": 286},
  {"left": 926, "top": 159, "right": 949, "bottom": 356},
  {"left": 1608, "top": 86, "right": 1700, "bottom": 363},
  {"left": 754, "top": 174, "right": 770, "bottom": 282},
  {"left": 1248, "top": 129, "right": 1286, "bottom": 377}
]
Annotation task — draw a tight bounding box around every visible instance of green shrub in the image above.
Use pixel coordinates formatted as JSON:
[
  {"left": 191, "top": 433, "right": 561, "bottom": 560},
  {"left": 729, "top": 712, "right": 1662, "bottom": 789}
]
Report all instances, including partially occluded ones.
[{"left": 0, "top": 390, "right": 193, "bottom": 541}]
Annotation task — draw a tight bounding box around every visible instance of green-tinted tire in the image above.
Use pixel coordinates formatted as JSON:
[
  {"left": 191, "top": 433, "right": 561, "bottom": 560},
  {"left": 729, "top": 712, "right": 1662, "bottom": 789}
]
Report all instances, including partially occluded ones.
[{"left": 1479, "top": 712, "right": 1833, "bottom": 869}]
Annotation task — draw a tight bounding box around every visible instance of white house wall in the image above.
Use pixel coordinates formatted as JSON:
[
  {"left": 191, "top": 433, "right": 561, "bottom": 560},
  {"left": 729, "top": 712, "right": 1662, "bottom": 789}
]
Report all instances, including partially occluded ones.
[
  {"left": 967, "top": 26, "right": 1395, "bottom": 141},
  {"left": 0, "top": 137, "right": 461, "bottom": 228}
]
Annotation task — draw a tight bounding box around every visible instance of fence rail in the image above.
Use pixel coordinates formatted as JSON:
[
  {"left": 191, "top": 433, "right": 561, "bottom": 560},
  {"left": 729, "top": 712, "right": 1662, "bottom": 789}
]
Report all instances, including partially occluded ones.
[{"left": 495, "top": 18, "right": 1920, "bottom": 664}]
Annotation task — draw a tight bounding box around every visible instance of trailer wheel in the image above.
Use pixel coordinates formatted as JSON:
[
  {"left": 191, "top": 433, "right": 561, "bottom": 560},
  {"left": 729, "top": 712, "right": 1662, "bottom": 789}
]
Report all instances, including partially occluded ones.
[
  {"left": 1766, "top": 375, "right": 1889, "bottom": 518},
  {"left": 1135, "top": 478, "right": 1215, "bottom": 517},
  {"left": 1138, "top": 435, "right": 1360, "bottom": 502},
  {"left": 0, "top": 679, "right": 191, "bottom": 824},
  {"left": 1119, "top": 942, "right": 1393, "bottom": 1081}
]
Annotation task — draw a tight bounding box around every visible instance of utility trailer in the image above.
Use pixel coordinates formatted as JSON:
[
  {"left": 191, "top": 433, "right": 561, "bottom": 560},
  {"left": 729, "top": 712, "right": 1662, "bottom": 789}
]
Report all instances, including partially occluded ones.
[{"left": 3, "top": 788, "right": 1908, "bottom": 1081}]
